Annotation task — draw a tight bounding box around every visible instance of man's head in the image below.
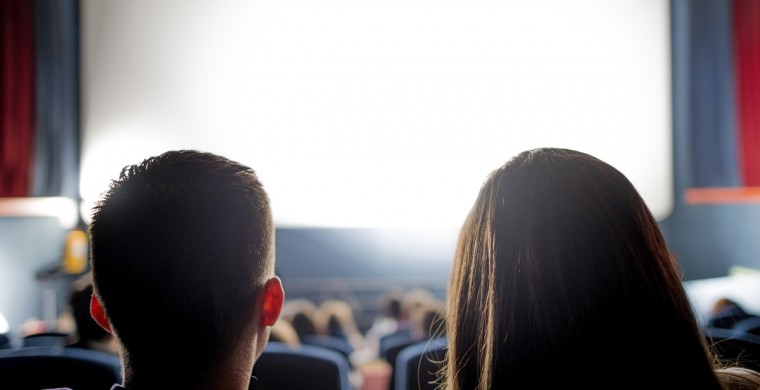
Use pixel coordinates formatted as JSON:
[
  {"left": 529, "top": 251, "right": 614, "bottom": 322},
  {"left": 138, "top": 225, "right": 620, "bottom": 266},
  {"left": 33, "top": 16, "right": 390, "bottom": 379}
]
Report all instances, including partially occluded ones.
[{"left": 88, "top": 150, "right": 282, "bottom": 384}]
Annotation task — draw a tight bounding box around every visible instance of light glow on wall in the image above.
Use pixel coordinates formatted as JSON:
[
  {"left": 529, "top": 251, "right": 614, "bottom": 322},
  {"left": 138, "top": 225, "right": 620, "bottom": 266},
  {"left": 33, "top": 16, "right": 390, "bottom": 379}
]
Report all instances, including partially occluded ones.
[
  {"left": 81, "top": 0, "right": 671, "bottom": 228},
  {"left": 0, "top": 198, "right": 78, "bottom": 229}
]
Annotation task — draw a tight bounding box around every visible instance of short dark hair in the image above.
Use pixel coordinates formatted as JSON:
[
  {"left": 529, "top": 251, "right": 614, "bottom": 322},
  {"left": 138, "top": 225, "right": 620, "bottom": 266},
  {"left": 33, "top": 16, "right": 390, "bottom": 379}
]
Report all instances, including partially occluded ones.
[{"left": 89, "top": 150, "right": 274, "bottom": 374}]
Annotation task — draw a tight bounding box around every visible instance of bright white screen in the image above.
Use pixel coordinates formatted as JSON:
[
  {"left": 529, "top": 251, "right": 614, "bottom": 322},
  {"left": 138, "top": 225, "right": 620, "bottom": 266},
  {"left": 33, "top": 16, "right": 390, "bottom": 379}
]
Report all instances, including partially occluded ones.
[{"left": 81, "top": 0, "right": 672, "bottom": 228}]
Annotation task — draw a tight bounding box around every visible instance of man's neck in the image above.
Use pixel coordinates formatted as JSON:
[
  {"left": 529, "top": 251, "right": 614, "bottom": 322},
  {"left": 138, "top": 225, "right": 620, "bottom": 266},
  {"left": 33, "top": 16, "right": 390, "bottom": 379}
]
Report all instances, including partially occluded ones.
[{"left": 122, "top": 357, "right": 256, "bottom": 390}]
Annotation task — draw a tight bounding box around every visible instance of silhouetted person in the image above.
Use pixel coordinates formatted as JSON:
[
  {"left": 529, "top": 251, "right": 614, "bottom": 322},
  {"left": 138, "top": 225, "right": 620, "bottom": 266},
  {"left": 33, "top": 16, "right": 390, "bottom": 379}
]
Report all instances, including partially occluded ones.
[
  {"left": 282, "top": 299, "right": 319, "bottom": 339},
  {"left": 708, "top": 298, "right": 758, "bottom": 330},
  {"left": 444, "top": 147, "right": 760, "bottom": 389},
  {"left": 363, "top": 287, "right": 404, "bottom": 359},
  {"left": 316, "top": 299, "right": 365, "bottom": 353},
  {"left": 88, "top": 150, "right": 284, "bottom": 389}
]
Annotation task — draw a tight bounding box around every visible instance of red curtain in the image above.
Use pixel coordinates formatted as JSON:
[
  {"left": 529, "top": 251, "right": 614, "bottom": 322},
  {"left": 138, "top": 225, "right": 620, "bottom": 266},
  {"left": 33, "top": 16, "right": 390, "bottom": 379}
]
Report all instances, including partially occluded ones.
[
  {"left": 0, "top": 0, "right": 34, "bottom": 196},
  {"left": 735, "top": 0, "right": 760, "bottom": 185}
]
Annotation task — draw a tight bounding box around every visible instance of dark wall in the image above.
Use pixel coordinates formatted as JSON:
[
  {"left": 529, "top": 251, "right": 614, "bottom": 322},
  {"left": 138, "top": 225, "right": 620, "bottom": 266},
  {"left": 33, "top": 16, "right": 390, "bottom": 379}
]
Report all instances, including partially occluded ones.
[
  {"left": 275, "top": 227, "right": 455, "bottom": 281},
  {"left": 660, "top": 204, "right": 760, "bottom": 280},
  {"left": 274, "top": 227, "right": 455, "bottom": 330}
]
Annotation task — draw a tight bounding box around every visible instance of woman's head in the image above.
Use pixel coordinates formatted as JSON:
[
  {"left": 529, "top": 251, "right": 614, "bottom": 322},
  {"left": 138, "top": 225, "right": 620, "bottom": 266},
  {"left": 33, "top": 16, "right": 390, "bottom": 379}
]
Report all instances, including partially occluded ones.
[
  {"left": 445, "top": 148, "right": 721, "bottom": 389},
  {"left": 282, "top": 299, "right": 318, "bottom": 337}
]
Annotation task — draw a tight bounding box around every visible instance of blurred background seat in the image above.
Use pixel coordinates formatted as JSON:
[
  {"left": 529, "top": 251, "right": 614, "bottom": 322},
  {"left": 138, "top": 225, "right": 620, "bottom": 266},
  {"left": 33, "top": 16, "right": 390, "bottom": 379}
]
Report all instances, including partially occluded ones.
[
  {"left": 733, "top": 316, "right": 760, "bottom": 337},
  {"left": 393, "top": 336, "right": 447, "bottom": 390},
  {"left": 21, "top": 331, "right": 69, "bottom": 348},
  {"left": 300, "top": 334, "right": 354, "bottom": 363},
  {"left": 383, "top": 335, "right": 424, "bottom": 390},
  {"left": 251, "top": 341, "right": 352, "bottom": 390},
  {"left": 379, "top": 330, "right": 414, "bottom": 361},
  {"left": 0, "top": 346, "right": 122, "bottom": 390}
]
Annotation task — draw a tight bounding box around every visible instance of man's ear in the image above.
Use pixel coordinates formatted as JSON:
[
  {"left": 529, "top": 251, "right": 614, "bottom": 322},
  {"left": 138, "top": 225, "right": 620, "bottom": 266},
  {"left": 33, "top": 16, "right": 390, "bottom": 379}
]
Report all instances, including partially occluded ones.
[
  {"left": 259, "top": 276, "right": 284, "bottom": 327},
  {"left": 90, "top": 293, "right": 113, "bottom": 333}
]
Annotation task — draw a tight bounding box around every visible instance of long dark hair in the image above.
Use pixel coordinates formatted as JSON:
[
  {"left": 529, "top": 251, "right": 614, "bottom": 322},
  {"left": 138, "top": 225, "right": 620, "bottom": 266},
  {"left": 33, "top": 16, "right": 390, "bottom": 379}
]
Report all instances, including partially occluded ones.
[{"left": 445, "top": 148, "right": 722, "bottom": 389}]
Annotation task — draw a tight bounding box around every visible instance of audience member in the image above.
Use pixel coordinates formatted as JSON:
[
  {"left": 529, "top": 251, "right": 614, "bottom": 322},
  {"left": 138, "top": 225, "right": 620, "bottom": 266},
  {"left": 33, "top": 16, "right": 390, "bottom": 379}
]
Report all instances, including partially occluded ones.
[
  {"left": 88, "top": 150, "right": 283, "bottom": 389},
  {"left": 268, "top": 318, "right": 301, "bottom": 347},
  {"left": 399, "top": 288, "right": 435, "bottom": 334},
  {"left": 443, "top": 147, "right": 760, "bottom": 389},
  {"left": 364, "top": 286, "right": 404, "bottom": 358},
  {"left": 417, "top": 299, "right": 445, "bottom": 340},
  {"left": 316, "top": 299, "right": 366, "bottom": 353},
  {"left": 708, "top": 298, "right": 759, "bottom": 330},
  {"left": 281, "top": 298, "right": 319, "bottom": 339}
]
